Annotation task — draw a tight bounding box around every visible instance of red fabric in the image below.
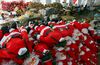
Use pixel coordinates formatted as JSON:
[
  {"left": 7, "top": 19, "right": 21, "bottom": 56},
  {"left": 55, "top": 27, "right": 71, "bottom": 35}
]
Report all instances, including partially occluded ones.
[
  {"left": 6, "top": 38, "right": 26, "bottom": 55},
  {"left": 39, "top": 31, "right": 62, "bottom": 48},
  {"left": 73, "top": 0, "right": 77, "bottom": 4},
  {"left": 34, "top": 43, "right": 49, "bottom": 58},
  {"left": 0, "top": 30, "right": 3, "bottom": 40},
  {"left": 0, "top": 37, "right": 25, "bottom": 64}
]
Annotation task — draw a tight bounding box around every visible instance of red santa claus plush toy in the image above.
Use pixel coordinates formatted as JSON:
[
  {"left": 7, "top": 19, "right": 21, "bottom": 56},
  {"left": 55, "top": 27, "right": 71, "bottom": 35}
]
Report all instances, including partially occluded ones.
[{"left": 34, "top": 43, "right": 53, "bottom": 65}]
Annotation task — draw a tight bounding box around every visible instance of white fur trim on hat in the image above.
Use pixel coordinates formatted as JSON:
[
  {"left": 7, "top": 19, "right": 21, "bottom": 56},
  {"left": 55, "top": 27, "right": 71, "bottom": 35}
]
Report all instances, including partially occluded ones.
[
  {"left": 40, "top": 26, "right": 50, "bottom": 35},
  {"left": 37, "top": 35, "right": 41, "bottom": 40},
  {"left": 34, "top": 26, "right": 38, "bottom": 30},
  {"left": 59, "top": 20, "right": 63, "bottom": 23},
  {"left": 9, "top": 32, "right": 20, "bottom": 36},
  {"left": 57, "top": 47, "right": 64, "bottom": 51},
  {"left": 88, "top": 26, "right": 94, "bottom": 30},
  {"left": 18, "top": 47, "right": 27, "bottom": 55},
  {"left": 21, "top": 29, "right": 27, "bottom": 32},
  {"left": 40, "top": 25, "right": 44, "bottom": 27},
  {"left": 72, "top": 19, "right": 76, "bottom": 22},
  {"left": 48, "top": 21, "right": 51, "bottom": 24},
  {"left": 9, "top": 28, "right": 15, "bottom": 32},
  {"left": 59, "top": 37, "right": 65, "bottom": 42},
  {"left": 53, "top": 25, "right": 66, "bottom": 29},
  {"left": 29, "top": 30, "right": 33, "bottom": 35},
  {"left": 0, "top": 36, "right": 7, "bottom": 48},
  {"left": 82, "top": 28, "right": 88, "bottom": 34}
]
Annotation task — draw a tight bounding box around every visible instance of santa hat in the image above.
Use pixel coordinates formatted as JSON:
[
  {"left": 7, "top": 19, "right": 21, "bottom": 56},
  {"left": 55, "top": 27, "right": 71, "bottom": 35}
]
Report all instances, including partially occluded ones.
[
  {"left": 52, "top": 25, "right": 67, "bottom": 29},
  {"left": 39, "top": 26, "right": 51, "bottom": 36}
]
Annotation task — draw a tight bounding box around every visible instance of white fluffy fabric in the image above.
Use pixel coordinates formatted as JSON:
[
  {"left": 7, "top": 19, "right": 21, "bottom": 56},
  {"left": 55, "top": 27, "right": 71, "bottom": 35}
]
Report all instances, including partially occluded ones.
[
  {"left": 37, "top": 35, "right": 41, "bottom": 40},
  {"left": 86, "top": 48, "right": 90, "bottom": 51},
  {"left": 23, "top": 53, "right": 39, "bottom": 65},
  {"left": 34, "top": 26, "right": 38, "bottom": 30},
  {"left": 65, "top": 47, "right": 70, "bottom": 51},
  {"left": 80, "top": 51, "right": 85, "bottom": 55},
  {"left": 0, "top": 36, "right": 7, "bottom": 48},
  {"left": 66, "top": 41, "right": 72, "bottom": 45},
  {"left": 18, "top": 47, "right": 27, "bottom": 55},
  {"left": 59, "top": 38, "right": 65, "bottom": 42},
  {"left": 67, "top": 61, "right": 72, "bottom": 65},
  {"left": 1, "top": 60, "right": 17, "bottom": 65},
  {"left": 82, "top": 28, "right": 89, "bottom": 34},
  {"left": 40, "top": 26, "right": 50, "bottom": 35},
  {"left": 9, "top": 28, "right": 15, "bottom": 32},
  {"left": 58, "top": 62, "right": 63, "bottom": 65},
  {"left": 79, "top": 44, "right": 83, "bottom": 48},
  {"left": 56, "top": 52, "right": 66, "bottom": 60},
  {"left": 88, "top": 26, "right": 94, "bottom": 30},
  {"left": 57, "top": 47, "right": 64, "bottom": 51}
]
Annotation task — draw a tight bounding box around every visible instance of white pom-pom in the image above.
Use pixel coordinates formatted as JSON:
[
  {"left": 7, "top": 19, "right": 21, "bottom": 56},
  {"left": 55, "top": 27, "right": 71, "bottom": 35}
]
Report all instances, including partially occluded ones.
[
  {"left": 18, "top": 47, "right": 27, "bottom": 55},
  {"left": 57, "top": 47, "right": 64, "bottom": 51},
  {"left": 37, "top": 35, "right": 41, "bottom": 40},
  {"left": 59, "top": 38, "right": 65, "bottom": 42}
]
